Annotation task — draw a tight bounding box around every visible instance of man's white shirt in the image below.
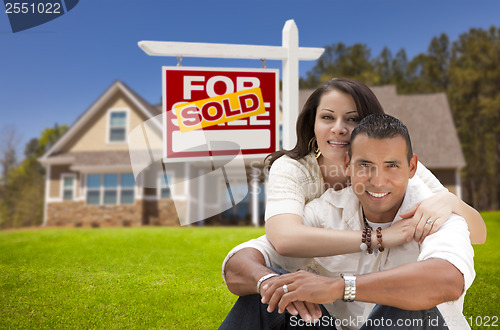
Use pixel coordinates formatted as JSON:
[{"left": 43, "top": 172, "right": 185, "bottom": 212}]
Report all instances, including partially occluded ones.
[{"left": 222, "top": 176, "right": 475, "bottom": 330}]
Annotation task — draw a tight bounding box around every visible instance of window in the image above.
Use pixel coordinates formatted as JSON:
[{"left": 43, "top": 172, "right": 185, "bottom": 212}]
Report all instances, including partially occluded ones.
[
  {"left": 159, "top": 172, "right": 173, "bottom": 199},
  {"left": 109, "top": 111, "right": 127, "bottom": 142},
  {"left": 86, "top": 173, "right": 135, "bottom": 205},
  {"left": 62, "top": 175, "right": 75, "bottom": 201},
  {"left": 121, "top": 173, "right": 135, "bottom": 204},
  {"left": 104, "top": 174, "right": 118, "bottom": 204},
  {"left": 86, "top": 174, "right": 101, "bottom": 205}
]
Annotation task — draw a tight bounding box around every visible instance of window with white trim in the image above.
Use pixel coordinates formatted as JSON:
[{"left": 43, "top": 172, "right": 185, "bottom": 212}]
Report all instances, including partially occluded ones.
[
  {"left": 109, "top": 111, "right": 127, "bottom": 142},
  {"left": 86, "top": 173, "right": 135, "bottom": 205},
  {"left": 86, "top": 174, "right": 101, "bottom": 205},
  {"left": 159, "top": 172, "right": 173, "bottom": 199},
  {"left": 62, "top": 175, "right": 75, "bottom": 201},
  {"left": 121, "top": 173, "right": 135, "bottom": 204},
  {"left": 104, "top": 174, "right": 118, "bottom": 204}
]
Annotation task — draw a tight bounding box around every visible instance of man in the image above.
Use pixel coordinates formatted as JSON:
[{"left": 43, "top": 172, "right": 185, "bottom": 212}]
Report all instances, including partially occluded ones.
[{"left": 221, "top": 114, "right": 474, "bottom": 329}]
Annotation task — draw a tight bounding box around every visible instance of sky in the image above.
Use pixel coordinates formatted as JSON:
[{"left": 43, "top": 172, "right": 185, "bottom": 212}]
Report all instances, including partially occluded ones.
[{"left": 1, "top": 0, "right": 500, "bottom": 157}]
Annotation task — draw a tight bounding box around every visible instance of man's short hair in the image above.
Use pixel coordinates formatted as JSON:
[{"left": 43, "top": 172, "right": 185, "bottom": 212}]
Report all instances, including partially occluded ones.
[{"left": 348, "top": 114, "right": 413, "bottom": 163}]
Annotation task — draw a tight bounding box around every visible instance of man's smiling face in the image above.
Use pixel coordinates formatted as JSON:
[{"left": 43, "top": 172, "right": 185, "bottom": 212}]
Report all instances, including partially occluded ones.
[{"left": 346, "top": 133, "right": 417, "bottom": 223}]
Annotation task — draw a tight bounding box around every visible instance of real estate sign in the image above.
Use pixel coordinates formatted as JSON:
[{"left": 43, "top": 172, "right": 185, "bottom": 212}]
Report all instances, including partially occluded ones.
[{"left": 163, "top": 67, "right": 279, "bottom": 162}]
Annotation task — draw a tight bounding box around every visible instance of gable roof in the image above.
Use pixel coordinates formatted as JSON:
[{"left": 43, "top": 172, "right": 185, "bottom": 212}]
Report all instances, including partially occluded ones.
[
  {"left": 39, "top": 80, "right": 161, "bottom": 163},
  {"left": 299, "top": 85, "right": 466, "bottom": 169}
]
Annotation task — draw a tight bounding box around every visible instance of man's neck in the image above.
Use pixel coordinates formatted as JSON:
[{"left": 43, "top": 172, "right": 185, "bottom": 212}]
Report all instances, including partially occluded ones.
[
  {"left": 361, "top": 200, "right": 404, "bottom": 224},
  {"left": 363, "top": 212, "right": 395, "bottom": 224}
]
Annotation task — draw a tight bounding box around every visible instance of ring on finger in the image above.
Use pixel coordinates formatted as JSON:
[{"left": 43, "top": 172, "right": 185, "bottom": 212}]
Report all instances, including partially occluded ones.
[
  {"left": 283, "top": 284, "right": 288, "bottom": 293},
  {"left": 425, "top": 219, "right": 433, "bottom": 226}
]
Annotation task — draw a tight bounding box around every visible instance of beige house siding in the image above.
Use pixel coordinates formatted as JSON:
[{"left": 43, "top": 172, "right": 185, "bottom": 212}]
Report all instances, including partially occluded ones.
[
  {"left": 62, "top": 92, "right": 151, "bottom": 153},
  {"left": 143, "top": 125, "right": 163, "bottom": 154},
  {"left": 49, "top": 165, "right": 79, "bottom": 199}
]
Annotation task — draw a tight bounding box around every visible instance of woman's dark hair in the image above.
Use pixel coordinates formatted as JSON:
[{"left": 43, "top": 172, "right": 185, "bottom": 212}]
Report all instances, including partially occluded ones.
[{"left": 265, "top": 78, "right": 385, "bottom": 166}]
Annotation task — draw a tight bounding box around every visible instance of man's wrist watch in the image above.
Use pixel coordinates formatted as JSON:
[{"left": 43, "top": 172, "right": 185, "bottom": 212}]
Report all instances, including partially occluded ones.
[{"left": 341, "top": 274, "right": 356, "bottom": 302}]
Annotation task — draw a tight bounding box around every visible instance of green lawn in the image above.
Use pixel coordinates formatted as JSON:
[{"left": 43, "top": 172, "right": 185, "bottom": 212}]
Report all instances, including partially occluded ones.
[
  {"left": 0, "top": 212, "right": 498, "bottom": 329},
  {"left": 0, "top": 227, "right": 264, "bottom": 329},
  {"left": 463, "top": 211, "right": 500, "bottom": 322}
]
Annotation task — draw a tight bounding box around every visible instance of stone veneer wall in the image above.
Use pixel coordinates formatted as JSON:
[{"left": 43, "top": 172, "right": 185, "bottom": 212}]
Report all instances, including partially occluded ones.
[
  {"left": 47, "top": 201, "right": 143, "bottom": 227},
  {"left": 46, "top": 199, "right": 183, "bottom": 227},
  {"left": 144, "top": 199, "right": 181, "bottom": 226}
]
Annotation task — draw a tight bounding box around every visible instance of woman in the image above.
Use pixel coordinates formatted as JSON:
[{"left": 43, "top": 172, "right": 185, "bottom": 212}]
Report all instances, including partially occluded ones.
[{"left": 265, "top": 78, "right": 486, "bottom": 258}]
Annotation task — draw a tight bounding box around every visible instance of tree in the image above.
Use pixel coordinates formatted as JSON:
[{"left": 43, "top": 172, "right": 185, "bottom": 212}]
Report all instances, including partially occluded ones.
[
  {"left": 0, "top": 126, "right": 21, "bottom": 227},
  {"left": 373, "top": 47, "right": 393, "bottom": 85},
  {"left": 0, "top": 124, "right": 68, "bottom": 229},
  {"left": 0, "top": 126, "right": 21, "bottom": 184},
  {"left": 406, "top": 34, "right": 451, "bottom": 93},
  {"left": 391, "top": 49, "right": 412, "bottom": 93},
  {"left": 427, "top": 33, "right": 451, "bottom": 91},
  {"left": 448, "top": 26, "right": 500, "bottom": 210},
  {"left": 300, "top": 43, "right": 377, "bottom": 88}
]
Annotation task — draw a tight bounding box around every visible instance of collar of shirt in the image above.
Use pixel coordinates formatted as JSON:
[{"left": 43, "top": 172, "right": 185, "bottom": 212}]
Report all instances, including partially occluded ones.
[{"left": 321, "top": 174, "right": 435, "bottom": 231}]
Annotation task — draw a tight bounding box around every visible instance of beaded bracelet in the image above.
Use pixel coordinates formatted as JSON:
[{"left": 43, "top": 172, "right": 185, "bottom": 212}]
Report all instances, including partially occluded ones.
[
  {"left": 360, "top": 227, "right": 367, "bottom": 252},
  {"left": 366, "top": 227, "right": 373, "bottom": 254},
  {"left": 376, "top": 227, "right": 384, "bottom": 252},
  {"left": 360, "top": 226, "right": 373, "bottom": 254}
]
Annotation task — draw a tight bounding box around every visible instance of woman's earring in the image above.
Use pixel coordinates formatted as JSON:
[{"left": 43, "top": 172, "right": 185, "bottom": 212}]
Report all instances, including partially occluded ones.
[{"left": 308, "top": 136, "right": 322, "bottom": 159}]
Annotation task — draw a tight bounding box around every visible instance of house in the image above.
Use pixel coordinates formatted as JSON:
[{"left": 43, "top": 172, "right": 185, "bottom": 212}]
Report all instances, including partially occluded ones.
[
  {"left": 38, "top": 81, "right": 179, "bottom": 227},
  {"left": 39, "top": 81, "right": 465, "bottom": 227}
]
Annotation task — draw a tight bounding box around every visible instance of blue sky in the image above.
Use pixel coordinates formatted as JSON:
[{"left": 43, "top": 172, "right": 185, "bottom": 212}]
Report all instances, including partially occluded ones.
[{"left": 1, "top": 0, "right": 500, "bottom": 157}]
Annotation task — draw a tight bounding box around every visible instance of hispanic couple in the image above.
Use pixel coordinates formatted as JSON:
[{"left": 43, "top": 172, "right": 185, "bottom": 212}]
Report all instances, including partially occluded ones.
[{"left": 219, "top": 78, "right": 484, "bottom": 330}]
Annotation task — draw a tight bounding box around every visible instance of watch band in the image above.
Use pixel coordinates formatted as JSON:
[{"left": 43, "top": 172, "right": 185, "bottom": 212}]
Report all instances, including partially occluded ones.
[{"left": 341, "top": 274, "right": 356, "bottom": 302}]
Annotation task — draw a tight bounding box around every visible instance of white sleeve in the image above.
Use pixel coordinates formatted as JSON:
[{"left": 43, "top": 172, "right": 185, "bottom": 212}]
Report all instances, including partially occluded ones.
[
  {"left": 302, "top": 199, "right": 323, "bottom": 228},
  {"left": 264, "top": 157, "right": 308, "bottom": 221},
  {"left": 414, "top": 161, "right": 448, "bottom": 194},
  {"left": 221, "top": 235, "right": 311, "bottom": 283},
  {"left": 418, "top": 214, "right": 475, "bottom": 291}
]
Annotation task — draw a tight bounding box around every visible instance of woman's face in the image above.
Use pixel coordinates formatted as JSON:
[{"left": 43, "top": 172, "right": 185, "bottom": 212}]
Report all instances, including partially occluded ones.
[{"left": 314, "top": 89, "right": 360, "bottom": 163}]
